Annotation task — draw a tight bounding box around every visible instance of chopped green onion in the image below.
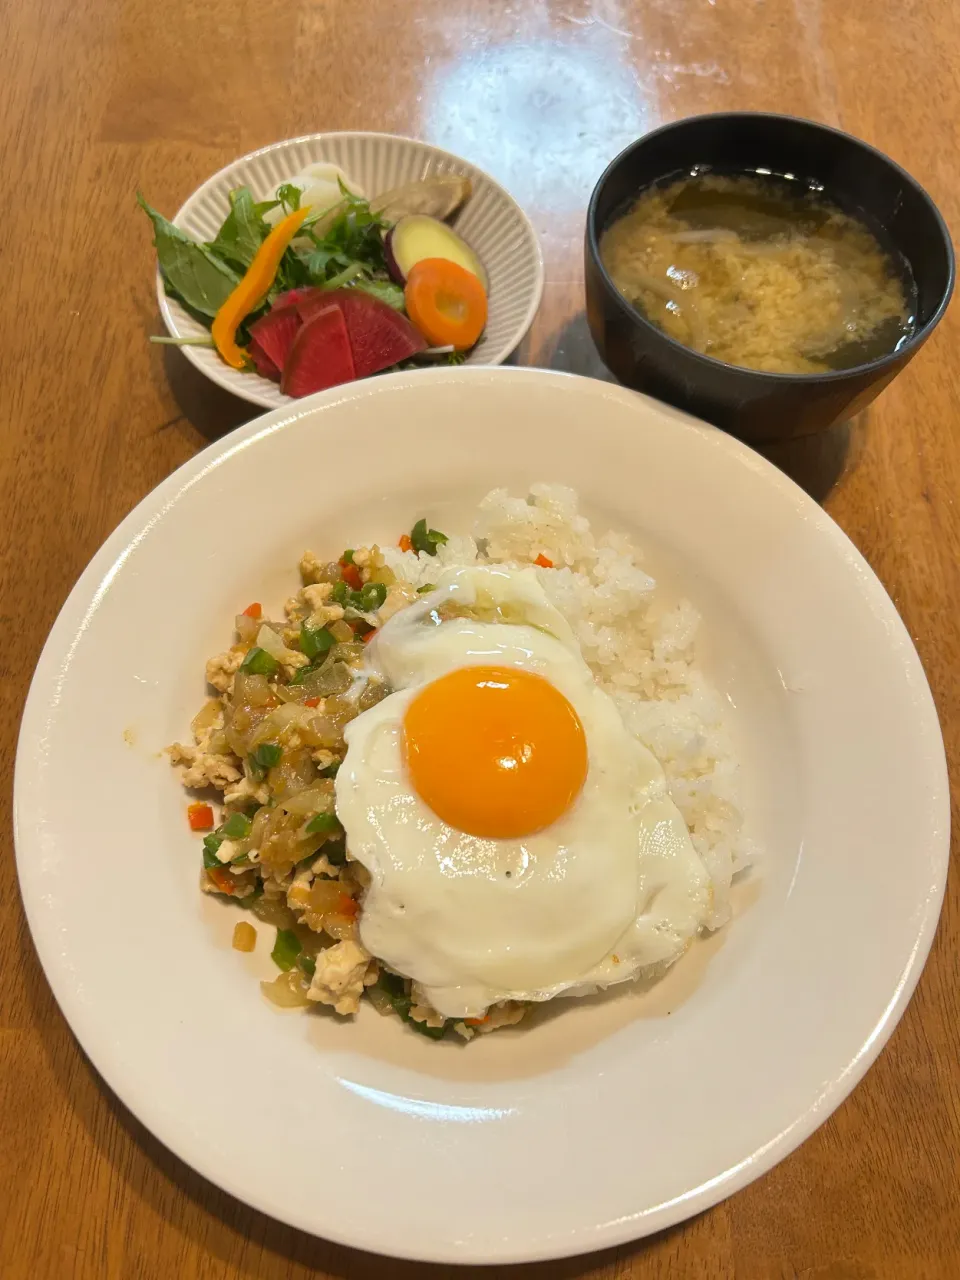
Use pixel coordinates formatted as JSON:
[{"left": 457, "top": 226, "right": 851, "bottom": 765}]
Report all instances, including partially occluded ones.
[
  {"left": 219, "top": 812, "right": 252, "bottom": 840},
  {"left": 239, "top": 646, "right": 279, "bottom": 677},
  {"left": 340, "top": 549, "right": 355, "bottom": 564},
  {"left": 271, "top": 928, "right": 302, "bottom": 971},
  {"left": 410, "top": 518, "right": 448, "bottom": 557},
  {"left": 358, "top": 581, "right": 387, "bottom": 612},
  {"left": 319, "top": 759, "right": 341, "bottom": 779},
  {"left": 202, "top": 835, "right": 223, "bottom": 868},
  {"left": 298, "top": 954, "right": 317, "bottom": 979},
  {"left": 253, "top": 742, "right": 282, "bottom": 770},
  {"left": 305, "top": 811, "right": 340, "bottom": 835},
  {"left": 417, "top": 583, "right": 436, "bottom": 594},
  {"left": 300, "top": 622, "right": 335, "bottom": 661},
  {"left": 323, "top": 837, "right": 347, "bottom": 866}
]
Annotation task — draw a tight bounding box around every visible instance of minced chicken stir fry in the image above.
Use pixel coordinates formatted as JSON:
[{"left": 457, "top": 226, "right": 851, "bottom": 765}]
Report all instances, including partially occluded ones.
[{"left": 169, "top": 520, "right": 525, "bottom": 1041}]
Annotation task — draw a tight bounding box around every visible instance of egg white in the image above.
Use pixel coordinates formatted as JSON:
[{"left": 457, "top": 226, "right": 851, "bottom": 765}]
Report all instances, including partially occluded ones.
[{"left": 335, "top": 566, "right": 712, "bottom": 1019}]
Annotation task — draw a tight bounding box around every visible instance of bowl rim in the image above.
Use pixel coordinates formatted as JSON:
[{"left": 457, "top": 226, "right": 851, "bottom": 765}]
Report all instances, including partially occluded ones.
[
  {"left": 586, "top": 110, "right": 956, "bottom": 386},
  {"left": 155, "top": 130, "right": 545, "bottom": 408}
]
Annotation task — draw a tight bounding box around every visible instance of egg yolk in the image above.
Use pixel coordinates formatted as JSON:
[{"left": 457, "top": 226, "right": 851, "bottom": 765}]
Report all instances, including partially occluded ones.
[{"left": 402, "top": 665, "right": 588, "bottom": 839}]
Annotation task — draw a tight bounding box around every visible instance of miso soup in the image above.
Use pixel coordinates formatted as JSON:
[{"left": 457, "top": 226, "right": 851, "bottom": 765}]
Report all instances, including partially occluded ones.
[{"left": 599, "top": 172, "right": 916, "bottom": 374}]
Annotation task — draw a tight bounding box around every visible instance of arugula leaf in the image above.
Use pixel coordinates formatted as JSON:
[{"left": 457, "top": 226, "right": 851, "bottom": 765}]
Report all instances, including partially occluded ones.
[
  {"left": 354, "top": 278, "right": 405, "bottom": 310},
  {"left": 138, "top": 193, "right": 240, "bottom": 318},
  {"left": 208, "top": 186, "right": 266, "bottom": 271}
]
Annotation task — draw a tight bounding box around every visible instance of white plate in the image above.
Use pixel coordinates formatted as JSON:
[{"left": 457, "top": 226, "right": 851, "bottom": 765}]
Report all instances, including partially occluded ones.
[
  {"left": 15, "top": 368, "right": 949, "bottom": 1264},
  {"left": 155, "top": 132, "right": 544, "bottom": 408}
]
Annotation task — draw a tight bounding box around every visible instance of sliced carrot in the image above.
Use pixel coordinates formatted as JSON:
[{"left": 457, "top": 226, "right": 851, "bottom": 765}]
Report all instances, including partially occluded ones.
[
  {"left": 398, "top": 533, "right": 412, "bottom": 552},
  {"left": 208, "top": 866, "right": 236, "bottom": 895},
  {"left": 534, "top": 554, "right": 554, "bottom": 568},
  {"left": 362, "top": 628, "right": 377, "bottom": 645},
  {"left": 465, "top": 1014, "right": 490, "bottom": 1027},
  {"left": 304, "top": 696, "right": 322, "bottom": 708},
  {"left": 337, "top": 893, "right": 359, "bottom": 918},
  {"left": 187, "top": 802, "right": 214, "bottom": 831},
  {"left": 341, "top": 561, "right": 362, "bottom": 590},
  {"left": 404, "top": 258, "right": 487, "bottom": 350},
  {"left": 242, "top": 602, "right": 262, "bottom": 618}
]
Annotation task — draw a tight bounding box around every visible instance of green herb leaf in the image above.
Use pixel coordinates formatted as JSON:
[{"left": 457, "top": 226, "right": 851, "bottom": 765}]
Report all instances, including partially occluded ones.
[
  {"left": 219, "top": 812, "right": 252, "bottom": 840},
  {"left": 253, "top": 742, "right": 282, "bottom": 770},
  {"left": 305, "top": 811, "right": 340, "bottom": 835},
  {"left": 410, "top": 519, "right": 449, "bottom": 556},
  {"left": 300, "top": 622, "right": 335, "bottom": 661},
  {"left": 271, "top": 928, "right": 302, "bottom": 971},
  {"left": 138, "top": 193, "right": 240, "bottom": 318},
  {"left": 239, "top": 646, "right": 279, "bottom": 677},
  {"left": 354, "top": 278, "right": 406, "bottom": 310}
]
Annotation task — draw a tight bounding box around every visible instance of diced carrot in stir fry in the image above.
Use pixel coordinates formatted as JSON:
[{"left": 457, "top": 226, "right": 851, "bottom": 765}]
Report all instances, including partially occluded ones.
[
  {"left": 241, "top": 602, "right": 262, "bottom": 618},
  {"left": 187, "top": 802, "right": 214, "bottom": 831},
  {"left": 398, "top": 533, "right": 412, "bottom": 552},
  {"left": 535, "top": 554, "right": 553, "bottom": 568},
  {"left": 340, "top": 561, "right": 362, "bottom": 591},
  {"left": 208, "top": 866, "right": 236, "bottom": 895}
]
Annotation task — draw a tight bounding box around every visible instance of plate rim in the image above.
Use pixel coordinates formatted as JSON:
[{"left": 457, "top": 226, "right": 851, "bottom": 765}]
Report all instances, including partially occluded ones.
[
  {"left": 154, "top": 130, "right": 546, "bottom": 409},
  {"left": 14, "top": 366, "right": 951, "bottom": 1263}
]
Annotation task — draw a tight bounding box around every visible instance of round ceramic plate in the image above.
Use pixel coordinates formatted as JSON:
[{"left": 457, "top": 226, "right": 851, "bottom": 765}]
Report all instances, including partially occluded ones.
[
  {"left": 155, "top": 132, "right": 544, "bottom": 408},
  {"left": 15, "top": 369, "right": 949, "bottom": 1264}
]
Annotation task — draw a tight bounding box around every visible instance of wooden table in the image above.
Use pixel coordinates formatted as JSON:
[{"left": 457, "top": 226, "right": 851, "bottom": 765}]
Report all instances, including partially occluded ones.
[{"left": 2, "top": 0, "right": 958, "bottom": 1275}]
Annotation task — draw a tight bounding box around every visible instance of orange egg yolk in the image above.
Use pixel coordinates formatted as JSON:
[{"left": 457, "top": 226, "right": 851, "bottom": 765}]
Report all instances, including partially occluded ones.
[{"left": 402, "top": 665, "right": 588, "bottom": 839}]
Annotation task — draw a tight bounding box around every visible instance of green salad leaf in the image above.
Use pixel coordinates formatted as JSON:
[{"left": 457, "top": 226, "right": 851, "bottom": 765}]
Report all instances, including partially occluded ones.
[
  {"left": 138, "top": 193, "right": 240, "bottom": 317},
  {"left": 355, "top": 278, "right": 405, "bottom": 310},
  {"left": 208, "top": 186, "right": 268, "bottom": 271}
]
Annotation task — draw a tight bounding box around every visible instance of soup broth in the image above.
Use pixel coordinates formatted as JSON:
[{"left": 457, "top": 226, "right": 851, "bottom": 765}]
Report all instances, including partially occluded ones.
[{"left": 600, "top": 173, "right": 916, "bottom": 374}]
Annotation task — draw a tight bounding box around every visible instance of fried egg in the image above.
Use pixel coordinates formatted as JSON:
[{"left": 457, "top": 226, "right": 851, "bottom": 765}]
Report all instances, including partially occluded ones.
[{"left": 335, "top": 566, "right": 712, "bottom": 1019}]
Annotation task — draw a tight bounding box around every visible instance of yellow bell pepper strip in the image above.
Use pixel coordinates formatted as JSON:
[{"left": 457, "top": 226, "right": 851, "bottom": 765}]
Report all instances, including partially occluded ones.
[{"left": 211, "top": 206, "right": 310, "bottom": 369}]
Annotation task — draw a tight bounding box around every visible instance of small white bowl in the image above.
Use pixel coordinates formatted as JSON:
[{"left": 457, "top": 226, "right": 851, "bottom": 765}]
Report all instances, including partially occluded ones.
[{"left": 154, "top": 132, "right": 544, "bottom": 409}]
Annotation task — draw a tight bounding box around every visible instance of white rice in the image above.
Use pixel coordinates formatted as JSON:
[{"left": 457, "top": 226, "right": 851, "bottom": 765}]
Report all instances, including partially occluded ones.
[{"left": 382, "top": 483, "right": 756, "bottom": 929}]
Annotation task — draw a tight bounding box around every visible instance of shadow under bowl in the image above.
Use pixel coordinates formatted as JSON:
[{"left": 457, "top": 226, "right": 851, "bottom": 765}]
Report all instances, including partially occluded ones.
[{"left": 585, "top": 112, "right": 955, "bottom": 444}]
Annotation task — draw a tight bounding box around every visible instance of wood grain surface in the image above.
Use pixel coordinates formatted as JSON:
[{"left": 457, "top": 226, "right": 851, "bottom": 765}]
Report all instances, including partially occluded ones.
[{"left": 2, "top": 0, "right": 958, "bottom": 1275}]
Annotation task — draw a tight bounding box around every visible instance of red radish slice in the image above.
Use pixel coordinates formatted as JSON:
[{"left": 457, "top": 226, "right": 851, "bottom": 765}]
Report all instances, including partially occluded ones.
[
  {"left": 331, "top": 289, "right": 427, "bottom": 376},
  {"left": 385, "top": 216, "right": 487, "bottom": 288},
  {"left": 280, "top": 304, "right": 356, "bottom": 397},
  {"left": 249, "top": 338, "right": 280, "bottom": 379},
  {"left": 249, "top": 306, "right": 302, "bottom": 374}
]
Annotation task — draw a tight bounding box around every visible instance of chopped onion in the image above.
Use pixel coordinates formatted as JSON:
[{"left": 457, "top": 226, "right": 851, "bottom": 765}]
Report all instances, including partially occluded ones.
[
  {"left": 260, "top": 970, "right": 311, "bottom": 1008},
  {"left": 256, "top": 623, "right": 302, "bottom": 667}
]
